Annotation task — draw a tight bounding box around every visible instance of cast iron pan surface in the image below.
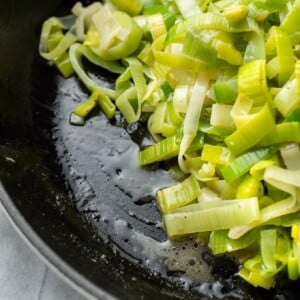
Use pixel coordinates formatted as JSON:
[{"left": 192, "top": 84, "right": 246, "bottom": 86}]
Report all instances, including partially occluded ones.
[{"left": 1, "top": 0, "right": 300, "bottom": 299}]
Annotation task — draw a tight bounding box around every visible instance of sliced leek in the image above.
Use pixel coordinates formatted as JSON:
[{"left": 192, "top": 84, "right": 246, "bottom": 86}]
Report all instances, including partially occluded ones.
[
  {"left": 164, "top": 197, "right": 260, "bottom": 237},
  {"left": 40, "top": 0, "right": 300, "bottom": 290}
]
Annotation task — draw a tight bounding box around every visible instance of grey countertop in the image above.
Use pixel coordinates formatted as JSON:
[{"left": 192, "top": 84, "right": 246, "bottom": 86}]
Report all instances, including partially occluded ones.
[{"left": 0, "top": 206, "right": 88, "bottom": 300}]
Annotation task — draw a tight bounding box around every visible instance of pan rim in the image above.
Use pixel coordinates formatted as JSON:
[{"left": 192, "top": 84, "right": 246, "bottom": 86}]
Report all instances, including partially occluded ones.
[{"left": 0, "top": 182, "right": 116, "bottom": 300}]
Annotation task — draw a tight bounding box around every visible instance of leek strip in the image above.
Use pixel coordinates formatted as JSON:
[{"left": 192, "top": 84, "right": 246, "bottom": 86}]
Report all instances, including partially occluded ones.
[
  {"left": 209, "top": 228, "right": 259, "bottom": 254},
  {"left": 204, "top": 127, "right": 234, "bottom": 142},
  {"left": 236, "top": 175, "right": 263, "bottom": 199},
  {"left": 162, "top": 123, "right": 177, "bottom": 137},
  {"left": 265, "top": 166, "right": 300, "bottom": 189},
  {"left": 198, "top": 187, "right": 221, "bottom": 203},
  {"left": 167, "top": 12, "right": 261, "bottom": 44},
  {"left": 164, "top": 197, "right": 260, "bottom": 237},
  {"left": 243, "top": 30, "right": 265, "bottom": 63},
  {"left": 250, "top": 160, "right": 275, "bottom": 180},
  {"left": 280, "top": 143, "right": 300, "bottom": 170},
  {"left": 161, "top": 101, "right": 183, "bottom": 137},
  {"left": 178, "top": 74, "right": 209, "bottom": 172},
  {"left": 174, "top": 0, "right": 201, "bottom": 18},
  {"left": 237, "top": 60, "right": 269, "bottom": 105},
  {"left": 230, "top": 198, "right": 297, "bottom": 239},
  {"left": 184, "top": 154, "right": 203, "bottom": 172},
  {"left": 97, "top": 90, "right": 116, "bottom": 119},
  {"left": 183, "top": 29, "right": 243, "bottom": 66},
  {"left": 115, "top": 68, "right": 132, "bottom": 92},
  {"left": 280, "top": 0, "right": 300, "bottom": 33},
  {"left": 47, "top": 29, "right": 65, "bottom": 51},
  {"left": 139, "top": 135, "right": 180, "bottom": 166},
  {"left": 275, "top": 229, "right": 291, "bottom": 263},
  {"left": 74, "top": 91, "right": 98, "bottom": 118},
  {"left": 288, "top": 249, "right": 299, "bottom": 280},
  {"left": 69, "top": 113, "right": 85, "bottom": 126},
  {"left": 221, "top": 146, "right": 276, "bottom": 183},
  {"left": 173, "top": 85, "right": 190, "bottom": 113},
  {"left": 225, "top": 104, "right": 275, "bottom": 155},
  {"left": 123, "top": 57, "right": 147, "bottom": 104},
  {"left": 116, "top": 87, "right": 140, "bottom": 123},
  {"left": 210, "top": 104, "right": 234, "bottom": 129},
  {"left": 293, "top": 240, "right": 300, "bottom": 276},
  {"left": 183, "top": 30, "right": 219, "bottom": 66},
  {"left": 116, "top": 58, "right": 146, "bottom": 123},
  {"left": 224, "top": 5, "right": 249, "bottom": 23},
  {"left": 69, "top": 44, "right": 118, "bottom": 99},
  {"left": 39, "top": 15, "right": 76, "bottom": 60},
  {"left": 229, "top": 166, "right": 300, "bottom": 239},
  {"left": 53, "top": 52, "right": 74, "bottom": 78},
  {"left": 215, "top": 34, "right": 244, "bottom": 66},
  {"left": 142, "top": 5, "right": 177, "bottom": 30},
  {"left": 73, "top": 89, "right": 116, "bottom": 120},
  {"left": 260, "top": 229, "right": 277, "bottom": 272},
  {"left": 192, "top": 161, "right": 217, "bottom": 182},
  {"left": 149, "top": 102, "right": 167, "bottom": 134},
  {"left": 296, "top": 60, "right": 300, "bottom": 95},
  {"left": 188, "top": 132, "right": 205, "bottom": 152},
  {"left": 91, "top": 6, "right": 124, "bottom": 51},
  {"left": 109, "top": 0, "right": 143, "bottom": 16},
  {"left": 157, "top": 175, "right": 201, "bottom": 213},
  {"left": 259, "top": 123, "right": 300, "bottom": 146},
  {"left": 247, "top": 0, "right": 286, "bottom": 11},
  {"left": 167, "top": 101, "right": 182, "bottom": 126},
  {"left": 152, "top": 35, "right": 208, "bottom": 72},
  {"left": 270, "top": 27, "right": 294, "bottom": 86},
  {"left": 238, "top": 269, "right": 276, "bottom": 290},
  {"left": 292, "top": 225, "right": 300, "bottom": 242},
  {"left": 137, "top": 43, "right": 154, "bottom": 66},
  {"left": 88, "top": 10, "right": 143, "bottom": 60},
  {"left": 239, "top": 256, "right": 276, "bottom": 289},
  {"left": 286, "top": 107, "right": 300, "bottom": 122},
  {"left": 147, "top": 13, "right": 167, "bottom": 40},
  {"left": 72, "top": 2, "right": 103, "bottom": 41},
  {"left": 142, "top": 80, "right": 165, "bottom": 111},
  {"left": 153, "top": 46, "right": 208, "bottom": 72},
  {"left": 230, "top": 94, "right": 254, "bottom": 129},
  {"left": 213, "top": 78, "right": 237, "bottom": 104},
  {"left": 268, "top": 213, "right": 300, "bottom": 227},
  {"left": 274, "top": 78, "right": 300, "bottom": 117},
  {"left": 47, "top": 30, "right": 74, "bottom": 78},
  {"left": 220, "top": 179, "right": 241, "bottom": 200},
  {"left": 201, "top": 144, "right": 233, "bottom": 165},
  {"left": 73, "top": 44, "right": 125, "bottom": 74},
  {"left": 266, "top": 57, "right": 278, "bottom": 80},
  {"left": 42, "top": 29, "right": 77, "bottom": 61}
]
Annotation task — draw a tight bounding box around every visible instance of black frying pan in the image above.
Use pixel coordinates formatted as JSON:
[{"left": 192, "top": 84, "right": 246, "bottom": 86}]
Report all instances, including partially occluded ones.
[{"left": 0, "top": 0, "right": 300, "bottom": 299}]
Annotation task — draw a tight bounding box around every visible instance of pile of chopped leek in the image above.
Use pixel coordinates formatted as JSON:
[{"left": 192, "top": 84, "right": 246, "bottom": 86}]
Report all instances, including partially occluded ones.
[{"left": 40, "top": 0, "right": 300, "bottom": 289}]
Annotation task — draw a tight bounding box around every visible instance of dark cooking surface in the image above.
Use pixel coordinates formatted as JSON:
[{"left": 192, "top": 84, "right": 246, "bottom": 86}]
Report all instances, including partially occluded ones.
[{"left": 1, "top": 0, "right": 300, "bottom": 299}]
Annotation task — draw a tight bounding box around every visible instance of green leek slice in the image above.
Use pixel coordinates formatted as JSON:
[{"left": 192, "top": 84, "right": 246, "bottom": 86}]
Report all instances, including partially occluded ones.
[
  {"left": 209, "top": 228, "right": 259, "bottom": 254},
  {"left": 157, "top": 175, "right": 201, "bottom": 213},
  {"left": 221, "top": 146, "right": 277, "bottom": 183},
  {"left": 225, "top": 104, "right": 275, "bottom": 155},
  {"left": 164, "top": 197, "right": 260, "bottom": 237},
  {"left": 139, "top": 135, "right": 180, "bottom": 166}
]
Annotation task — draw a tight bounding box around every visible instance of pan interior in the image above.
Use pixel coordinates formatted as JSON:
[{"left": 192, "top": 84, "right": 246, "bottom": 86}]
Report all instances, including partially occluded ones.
[
  {"left": 0, "top": 0, "right": 299, "bottom": 298},
  {"left": 31, "top": 43, "right": 300, "bottom": 300}
]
